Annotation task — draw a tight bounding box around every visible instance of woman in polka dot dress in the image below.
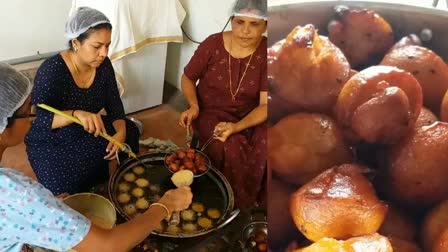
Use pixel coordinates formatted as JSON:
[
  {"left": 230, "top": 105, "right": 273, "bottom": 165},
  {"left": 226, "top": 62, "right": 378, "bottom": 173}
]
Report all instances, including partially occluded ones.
[
  {"left": 0, "top": 50, "right": 192, "bottom": 252},
  {"left": 25, "top": 7, "right": 139, "bottom": 195}
]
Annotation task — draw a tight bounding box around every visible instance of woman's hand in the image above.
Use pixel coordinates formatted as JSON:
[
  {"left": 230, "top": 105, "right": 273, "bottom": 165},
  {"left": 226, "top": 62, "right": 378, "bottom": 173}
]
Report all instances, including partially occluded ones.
[
  {"left": 179, "top": 105, "right": 199, "bottom": 128},
  {"left": 73, "top": 110, "right": 106, "bottom": 137},
  {"left": 214, "top": 122, "right": 238, "bottom": 142},
  {"left": 104, "top": 131, "right": 126, "bottom": 160},
  {"left": 158, "top": 186, "right": 193, "bottom": 213}
]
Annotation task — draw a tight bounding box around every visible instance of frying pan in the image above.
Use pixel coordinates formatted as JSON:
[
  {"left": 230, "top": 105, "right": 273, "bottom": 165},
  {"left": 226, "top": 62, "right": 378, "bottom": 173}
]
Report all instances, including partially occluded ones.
[{"left": 108, "top": 151, "right": 239, "bottom": 238}]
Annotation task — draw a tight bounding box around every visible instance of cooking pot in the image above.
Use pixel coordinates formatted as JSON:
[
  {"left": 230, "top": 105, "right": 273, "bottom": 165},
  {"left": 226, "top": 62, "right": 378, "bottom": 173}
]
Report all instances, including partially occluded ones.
[
  {"left": 63, "top": 193, "right": 117, "bottom": 230},
  {"left": 240, "top": 209, "right": 268, "bottom": 252},
  {"left": 108, "top": 151, "right": 239, "bottom": 238},
  {"left": 269, "top": 0, "right": 448, "bottom": 60}
]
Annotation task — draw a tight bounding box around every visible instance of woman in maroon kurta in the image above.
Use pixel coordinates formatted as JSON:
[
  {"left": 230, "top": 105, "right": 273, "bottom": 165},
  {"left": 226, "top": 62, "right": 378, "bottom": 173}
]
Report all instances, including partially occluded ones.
[{"left": 179, "top": 3, "right": 267, "bottom": 208}]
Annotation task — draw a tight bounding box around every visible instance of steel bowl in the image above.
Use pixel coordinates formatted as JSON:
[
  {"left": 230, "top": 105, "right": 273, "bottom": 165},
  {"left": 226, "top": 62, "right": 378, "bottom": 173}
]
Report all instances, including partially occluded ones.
[
  {"left": 63, "top": 193, "right": 117, "bottom": 230},
  {"left": 164, "top": 148, "right": 211, "bottom": 178},
  {"left": 269, "top": 0, "right": 448, "bottom": 60}
]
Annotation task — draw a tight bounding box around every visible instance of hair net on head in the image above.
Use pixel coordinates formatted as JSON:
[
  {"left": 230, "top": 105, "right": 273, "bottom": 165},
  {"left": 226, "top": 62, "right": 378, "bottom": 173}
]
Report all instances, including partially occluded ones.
[
  {"left": 0, "top": 63, "right": 32, "bottom": 133},
  {"left": 232, "top": 0, "right": 267, "bottom": 20},
  {"left": 65, "top": 6, "right": 111, "bottom": 39}
]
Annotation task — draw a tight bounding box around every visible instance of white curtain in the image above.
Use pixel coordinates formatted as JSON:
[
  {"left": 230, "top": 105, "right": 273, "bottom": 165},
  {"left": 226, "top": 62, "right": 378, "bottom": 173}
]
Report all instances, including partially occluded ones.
[{"left": 70, "top": 0, "right": 186, "bottom": 112}]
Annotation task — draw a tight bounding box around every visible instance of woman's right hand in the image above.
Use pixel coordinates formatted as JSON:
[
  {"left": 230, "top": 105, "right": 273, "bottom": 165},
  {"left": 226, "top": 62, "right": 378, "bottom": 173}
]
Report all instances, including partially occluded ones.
[
  {"left": 159, "top": 186, "right": 193, "bottom": 213},
  {"left": 73, "top": 110, "right": 107, "bottom": 137},
  {"left": 179, "top": 105, "right": 199, "bottom": 128}
]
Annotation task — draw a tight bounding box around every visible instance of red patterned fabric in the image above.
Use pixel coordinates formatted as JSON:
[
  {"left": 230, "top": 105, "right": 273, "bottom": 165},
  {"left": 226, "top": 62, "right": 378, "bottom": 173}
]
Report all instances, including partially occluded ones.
[{"left": 185, "top": 33, "right": 267, "bottom": 208}]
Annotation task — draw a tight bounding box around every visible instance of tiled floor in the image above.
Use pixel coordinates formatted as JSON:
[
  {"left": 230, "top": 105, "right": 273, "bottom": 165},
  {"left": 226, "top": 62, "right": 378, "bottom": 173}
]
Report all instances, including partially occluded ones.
[
  {"left": 133, "top": 104, "right": 187, "bottom": 148},
  {"left": 0, "top": 83, "right": 188, "bottom": 180}
]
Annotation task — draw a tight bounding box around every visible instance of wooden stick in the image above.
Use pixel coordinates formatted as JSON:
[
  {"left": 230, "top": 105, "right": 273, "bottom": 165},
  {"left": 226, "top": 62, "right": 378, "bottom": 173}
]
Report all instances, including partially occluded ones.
[{"left": 37, "top": 103, "right": 137, "bottom": 159}]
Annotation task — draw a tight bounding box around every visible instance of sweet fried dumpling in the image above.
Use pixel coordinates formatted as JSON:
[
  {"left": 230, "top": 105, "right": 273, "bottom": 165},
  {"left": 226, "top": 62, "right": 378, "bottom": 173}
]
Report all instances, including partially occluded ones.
[
  {"left": 335, "top": 66, "right": 422, "bottom": 144},
  {"left": 117, "top": 193, "right": 131, "bottom": 204},
  {"left": 384, "top": 122, "right": 448, "bottom": 207},
  {"left": 181, "top": 209, "right": 197, "bottom": 221},
  {"left": 136, "top": 198, "right": 150, "bottom": 210},
  {"left": 298, "top": 233, "right": 393, "bottom": 252},
  {"left": 118, "top": 182, "right": 131, "bottom": 192},
  {"left": 207, "top": 208, "right": 221, "bottom": 220},
  {"left": 198, "top": 217, "right": 212, "bottom": 229},
  {"left": 290, "top": 164, "right": 387, "bottom": 242},
  {"left": 269, "top": 113, "right": 353, "bottom": 186},
  {"left": 328, "top": 6, "right": 394, "bottom": 68},
  {"left": 268, "top": 24, "right": 350, "bottom": 114},
  {"left": 124, "top": 204, "right": 137, "bottom": 216},
  {"left": 132, "top": 187, "right": 145, "bottom": 197},
  {"left": 135, "top": 178, "right": 150, "bottom": 187},
  {"left": 382, "top": 44, "right": 448, "bottom": 114},
  {"left": 166, "top": 224, "right": 181, "bottom": 234},
  {"left": 192, "top": 202, "right": 205, "bottom": 213},
  {"left": 182, "top": 222, "right": 198, "bottom": 232},
  {"left": 132, "top": 166, "right": 145, "bottom": 175},
  {"left": 124, "top": 172, "right": 136, "bottom": 182},
  {"left": 171, "top": 170, "right": 194, "bottom": 187}
]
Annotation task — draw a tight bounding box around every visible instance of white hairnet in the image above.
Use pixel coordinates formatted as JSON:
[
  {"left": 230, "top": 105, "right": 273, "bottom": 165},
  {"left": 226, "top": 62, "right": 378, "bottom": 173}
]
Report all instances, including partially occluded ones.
[
  {"left": 65, "top": 6, "right": 111, "bottom": 39},
  {"left": 0, "top": 63, "right": 32, "bottom": 133},
  {"left": 232, "top": 0, "right": 267, "bottom": 21}
]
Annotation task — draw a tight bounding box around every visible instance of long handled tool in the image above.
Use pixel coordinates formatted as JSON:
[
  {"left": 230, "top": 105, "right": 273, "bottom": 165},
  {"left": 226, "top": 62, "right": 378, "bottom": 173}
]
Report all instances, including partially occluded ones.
[
  {"left": 37, "top": 104, "right": 149, "bottom": 168},
  {"left": 185, "top": 125, "right": 192, "bottom": 147},
  {"left": 200, "top": 131, "right": 219, "bottom": 152},
  {"left": 169, "top": 170, "right": 194, "bottom": 225}
]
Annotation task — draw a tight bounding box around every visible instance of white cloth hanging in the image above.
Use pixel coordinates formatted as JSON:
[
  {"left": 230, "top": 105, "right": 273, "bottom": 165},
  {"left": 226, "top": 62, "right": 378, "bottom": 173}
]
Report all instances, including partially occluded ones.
[
  {"left": 69, "top": 0, "right": 186, "bottom": 60},
  {"left": 69, "top": 0, "right": 186, "bottom": 112}
]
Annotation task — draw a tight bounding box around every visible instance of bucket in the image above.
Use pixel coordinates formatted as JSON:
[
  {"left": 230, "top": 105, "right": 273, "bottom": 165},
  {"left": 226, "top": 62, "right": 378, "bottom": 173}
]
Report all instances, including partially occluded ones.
[{"left": 63, "top": 193, "right": 117, "bottom": 252}]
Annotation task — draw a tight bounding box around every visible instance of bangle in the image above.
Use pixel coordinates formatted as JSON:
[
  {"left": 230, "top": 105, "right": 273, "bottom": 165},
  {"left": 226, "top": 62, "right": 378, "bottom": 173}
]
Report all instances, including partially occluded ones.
[
  {"left": 71, "top": 110, "right": 76, "bottom": 117},
  {"left": 149, "top": 202, "right": 170, "bottom": 217}
]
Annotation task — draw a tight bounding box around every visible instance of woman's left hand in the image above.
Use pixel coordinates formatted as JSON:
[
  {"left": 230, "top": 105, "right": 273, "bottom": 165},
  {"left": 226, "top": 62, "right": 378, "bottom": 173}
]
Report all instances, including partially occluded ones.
[
  {"left": 213, "top": 122, "right": 237, "bottom": 142},
  {"left": 104, "top": 131, "right": 126, "bottom": 160}
]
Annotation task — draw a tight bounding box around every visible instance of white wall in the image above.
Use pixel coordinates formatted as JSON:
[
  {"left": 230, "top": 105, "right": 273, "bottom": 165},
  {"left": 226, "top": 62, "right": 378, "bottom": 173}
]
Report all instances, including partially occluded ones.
[
  {"left": 165, "top": 0, "right": 234, "bottom": 89},
  {"left": 0, "top": 0, "right": 71, "bottom": 61},
  {"left": 2, "top": 0, "right": 237, "bottom": 91}
]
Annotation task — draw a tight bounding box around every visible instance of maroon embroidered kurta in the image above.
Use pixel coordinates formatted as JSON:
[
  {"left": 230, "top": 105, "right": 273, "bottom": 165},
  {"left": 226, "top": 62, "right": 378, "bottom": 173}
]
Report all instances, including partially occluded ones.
[{"left": 184, "top": 33, "right": 267, "bottom": 208}]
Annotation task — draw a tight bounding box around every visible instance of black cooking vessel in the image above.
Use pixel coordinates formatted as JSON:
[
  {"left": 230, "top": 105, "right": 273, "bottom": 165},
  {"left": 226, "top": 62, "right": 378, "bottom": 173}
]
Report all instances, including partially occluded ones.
[{"left": 108, "top": 151, "right": 239, "bottom": 238}]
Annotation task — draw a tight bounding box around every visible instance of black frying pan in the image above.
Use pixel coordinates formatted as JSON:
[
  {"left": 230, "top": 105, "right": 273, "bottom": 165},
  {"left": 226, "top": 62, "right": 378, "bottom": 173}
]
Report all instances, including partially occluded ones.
[{"left": 108, "top": 151, "right": 239, "bottom": 238}]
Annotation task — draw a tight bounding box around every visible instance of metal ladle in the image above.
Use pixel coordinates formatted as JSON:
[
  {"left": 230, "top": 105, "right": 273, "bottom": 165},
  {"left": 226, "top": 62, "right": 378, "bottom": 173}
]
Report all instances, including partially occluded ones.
[{"left": 169, "top": 170, "right": 194, "bottom": 225}]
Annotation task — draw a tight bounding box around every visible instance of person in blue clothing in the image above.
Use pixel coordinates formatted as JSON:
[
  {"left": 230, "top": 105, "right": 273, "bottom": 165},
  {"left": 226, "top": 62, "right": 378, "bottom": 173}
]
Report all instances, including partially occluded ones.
[
  {"left": 25, "top": 7, "right": 140, "bottom": 195},
  {"left": 0, "top": 63, "right": 193, "bottom": 252}
]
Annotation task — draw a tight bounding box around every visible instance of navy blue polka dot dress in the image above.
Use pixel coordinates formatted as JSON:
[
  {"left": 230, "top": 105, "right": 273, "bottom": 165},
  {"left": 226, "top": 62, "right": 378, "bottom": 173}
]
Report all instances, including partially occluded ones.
[{"left": 25, "top": 54, "right": 139, "bottom": 195}]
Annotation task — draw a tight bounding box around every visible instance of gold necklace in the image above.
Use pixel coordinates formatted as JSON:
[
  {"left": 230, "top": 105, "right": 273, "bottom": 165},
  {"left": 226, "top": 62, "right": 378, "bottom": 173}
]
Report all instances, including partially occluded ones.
[
  {"left": 69, "top": 52, "right": 94, "bottom": 88},
  {"left": 228, "top": 37, "right": 255, "bottom": 102}
]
